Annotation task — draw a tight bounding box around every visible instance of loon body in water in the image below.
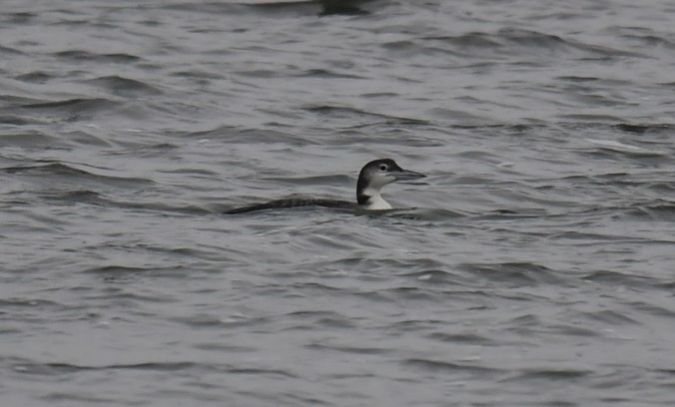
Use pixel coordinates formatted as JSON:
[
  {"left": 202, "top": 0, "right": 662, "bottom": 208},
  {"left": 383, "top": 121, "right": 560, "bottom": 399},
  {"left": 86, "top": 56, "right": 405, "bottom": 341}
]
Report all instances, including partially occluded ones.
[{"left": 225, "top": 158, "right": 425, "bottom": 214}]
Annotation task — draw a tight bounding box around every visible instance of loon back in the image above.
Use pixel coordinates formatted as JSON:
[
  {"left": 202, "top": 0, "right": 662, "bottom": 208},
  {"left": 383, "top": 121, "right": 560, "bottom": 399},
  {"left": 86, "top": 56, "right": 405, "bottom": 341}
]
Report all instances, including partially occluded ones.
[
  {"left": 224, "top": 197, "right": 355, "bottom": 214},
  {"left": 225, "top": 158, "right": 425, "bottom": 214}
]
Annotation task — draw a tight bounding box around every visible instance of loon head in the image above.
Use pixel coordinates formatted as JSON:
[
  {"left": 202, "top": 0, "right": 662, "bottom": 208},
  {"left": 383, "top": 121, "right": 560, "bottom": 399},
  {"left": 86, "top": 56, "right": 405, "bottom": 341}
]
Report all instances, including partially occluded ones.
[{"left": 356, "top": 158, "right": 425, "bottom": 210}]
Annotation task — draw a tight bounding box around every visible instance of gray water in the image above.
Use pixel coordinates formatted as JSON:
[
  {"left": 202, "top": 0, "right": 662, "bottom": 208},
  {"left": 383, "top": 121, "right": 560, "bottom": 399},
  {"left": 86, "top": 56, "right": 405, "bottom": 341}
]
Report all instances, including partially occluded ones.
[{"left": 2, "top": 0, "right": 675, "bottom": 405}]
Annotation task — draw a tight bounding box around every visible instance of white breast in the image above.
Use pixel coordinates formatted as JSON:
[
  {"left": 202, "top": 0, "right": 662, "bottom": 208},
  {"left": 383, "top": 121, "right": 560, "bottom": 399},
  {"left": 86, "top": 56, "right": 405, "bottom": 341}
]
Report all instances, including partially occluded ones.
[{"left": 362, "top": 188, "right": 392, "bottom": 210}]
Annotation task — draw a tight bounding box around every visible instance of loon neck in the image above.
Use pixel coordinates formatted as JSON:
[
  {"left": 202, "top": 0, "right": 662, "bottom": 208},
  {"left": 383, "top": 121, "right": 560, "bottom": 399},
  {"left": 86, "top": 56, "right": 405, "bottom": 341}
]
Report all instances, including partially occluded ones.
[{"left": 357, "top": 188, "right": 392, "bottom": 210}]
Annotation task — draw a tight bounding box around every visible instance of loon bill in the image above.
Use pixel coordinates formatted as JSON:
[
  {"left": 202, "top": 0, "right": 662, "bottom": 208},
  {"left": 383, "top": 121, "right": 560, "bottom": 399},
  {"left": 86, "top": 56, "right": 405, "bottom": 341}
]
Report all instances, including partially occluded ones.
[{"left": 225, "top": 158, "right": 425, "bottom": 214}]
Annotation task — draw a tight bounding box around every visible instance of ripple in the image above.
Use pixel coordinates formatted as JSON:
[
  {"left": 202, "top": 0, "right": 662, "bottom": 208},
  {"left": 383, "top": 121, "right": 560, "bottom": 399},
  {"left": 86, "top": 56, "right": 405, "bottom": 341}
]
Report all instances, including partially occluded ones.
[
  {"left": 13, "top": 360, "right": 207, "bottom": 375},
  {"left": 422, "top": 28, "right": 645, "bottom": 60},
  {"left": 53, "top": 50, "right": 140, "bottom": 64},
  {"left": 16, "top": 98, "right": 122, "bottom": 121},
  {"left": 186, "top": 125, "right": 316, "bottom": 145},
  {"left": 84, "top": 75, "right": 162, "bottom": 97},
  {"left": 582, "top": 270, "right": 664, "bottom": 290},
  {"left": 0, "top": 130, "right": 67, "bottom": 149},
  {"left": 622, "top": 202, "right": 675, "bottom": 221},
  {"left": 577, "top": 309, "right": 640, "bottom": 326},
  {"left": 1, "top": 162, "right": 153, "bottom": 188},
  {"left": 614, "top": 123, "right": 675, "bottom": 135},
  {"left": 303, "top": 104, "right": 429, "bottom": 125},
  {"left": 458, "top": 262, "right": 569, "bottom": 287},
  {"left": 504, "top": 368, "right": 593, "bottom": 382},
  {"left": 0, "top": 44, "right": 24, "bottom": 55},
  {"left": 305, "top": 342, "right": 390, "bottom": 355},
  {"left": 586, "top": 139, "right": 667, "bottom": 157},
  {"left": 427, "top": 331, "right": 497, "bottom": 345},
  {"left": 13, "top": 71, "right": 53, "bottom": 84},
  {"left": 403, "top": 358, "right": 503, "bottom": 376},
  {"left": 3, "top": 12, "right": 36, "bottom": 24},
  {"left": 302, "top": 68, "right": 367, "bottom": 79}
]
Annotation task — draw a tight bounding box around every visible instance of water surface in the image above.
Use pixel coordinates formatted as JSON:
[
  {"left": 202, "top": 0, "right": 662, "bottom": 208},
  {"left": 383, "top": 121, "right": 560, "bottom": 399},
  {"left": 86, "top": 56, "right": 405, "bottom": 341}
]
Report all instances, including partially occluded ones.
[{"left": 2, "top": 1, "right": 675, "bottom": 406}]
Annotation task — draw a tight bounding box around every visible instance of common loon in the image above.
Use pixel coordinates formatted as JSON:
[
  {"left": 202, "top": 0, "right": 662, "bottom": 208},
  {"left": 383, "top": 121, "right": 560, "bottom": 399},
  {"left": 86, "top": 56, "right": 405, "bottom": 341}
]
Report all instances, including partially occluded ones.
[{"left": 225, "top": 158, "right": 425, "bottom": 214}]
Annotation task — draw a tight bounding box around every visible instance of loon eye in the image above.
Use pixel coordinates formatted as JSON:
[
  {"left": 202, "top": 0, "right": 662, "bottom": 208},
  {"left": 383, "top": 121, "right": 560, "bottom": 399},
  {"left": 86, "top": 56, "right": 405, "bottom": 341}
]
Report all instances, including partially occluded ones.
[{"left": 379, "top": 164, "right": 388, "bottom": 171}]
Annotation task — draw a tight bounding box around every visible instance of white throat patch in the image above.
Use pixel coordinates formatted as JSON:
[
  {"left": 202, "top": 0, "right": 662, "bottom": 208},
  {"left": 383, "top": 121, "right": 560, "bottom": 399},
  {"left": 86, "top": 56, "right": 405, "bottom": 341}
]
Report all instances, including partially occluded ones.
[{"left": 362, "top": 188, "right": 392, "bottom": 210}]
